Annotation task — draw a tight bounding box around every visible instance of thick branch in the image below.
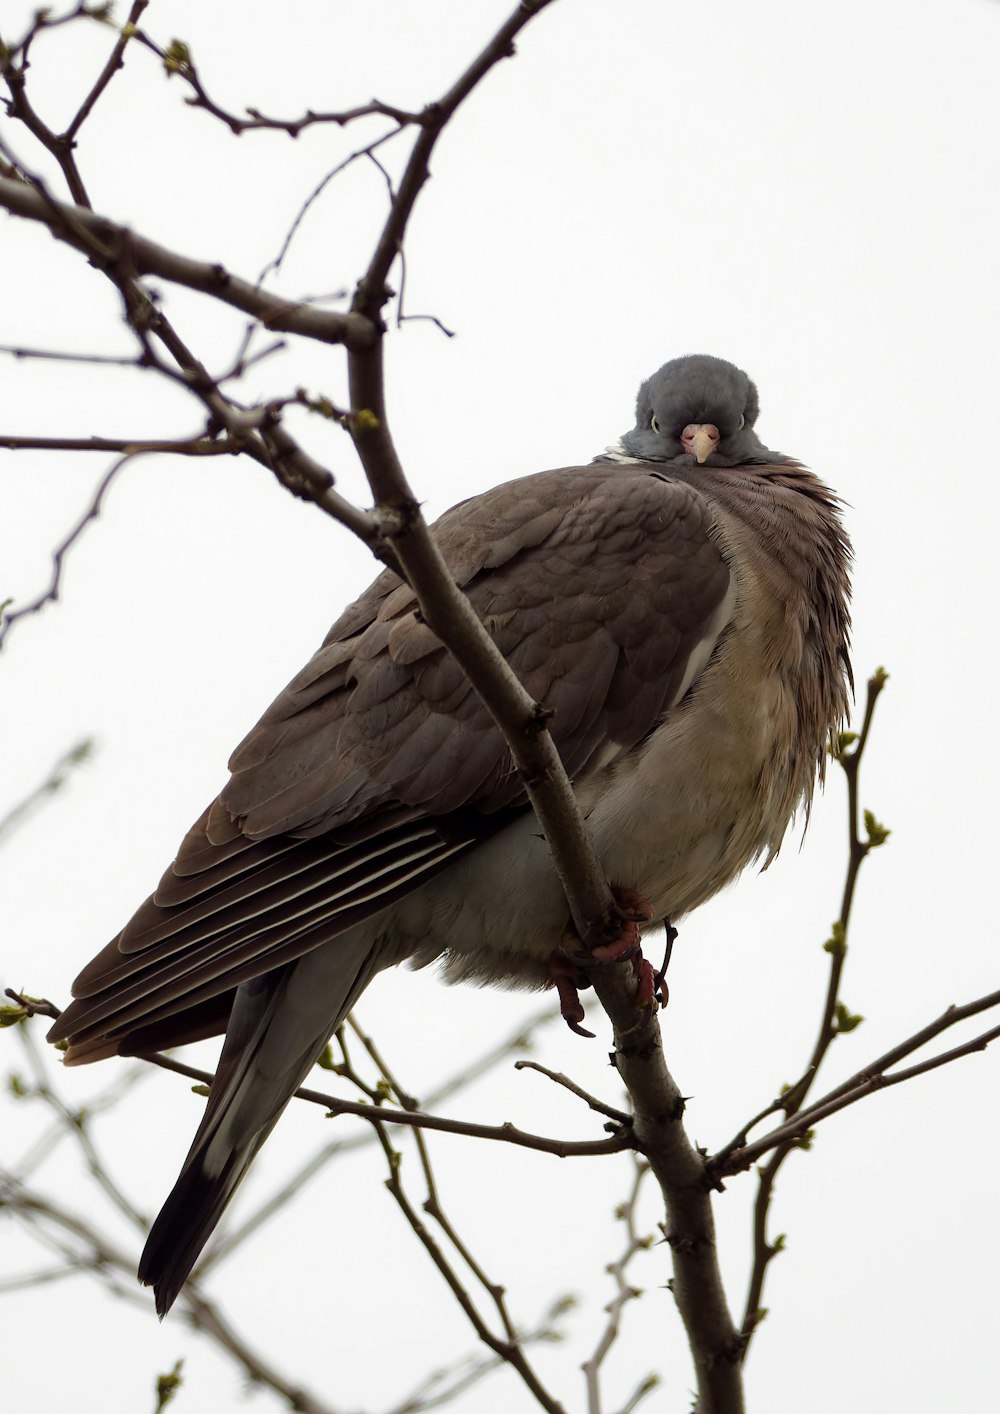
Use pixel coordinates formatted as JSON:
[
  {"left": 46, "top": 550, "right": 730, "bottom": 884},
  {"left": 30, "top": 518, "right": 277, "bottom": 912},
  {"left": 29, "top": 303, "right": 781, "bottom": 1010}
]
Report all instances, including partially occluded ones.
[
  {"left": 336, "top": 6, "right": 743, "bottom": 1407},
  {"left": 0, "top": 175, "right": 375, "bottom": 349},
  {"left": 592, "top": 968, "right": 745, "bottom": 1412}
]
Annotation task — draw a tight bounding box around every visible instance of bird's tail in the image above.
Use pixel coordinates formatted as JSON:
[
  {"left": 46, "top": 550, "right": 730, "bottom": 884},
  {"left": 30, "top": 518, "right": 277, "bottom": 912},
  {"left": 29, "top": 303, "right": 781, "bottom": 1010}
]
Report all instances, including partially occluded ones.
[{"left": 138, "top": 934, "right": 383, "bottom": 1316}]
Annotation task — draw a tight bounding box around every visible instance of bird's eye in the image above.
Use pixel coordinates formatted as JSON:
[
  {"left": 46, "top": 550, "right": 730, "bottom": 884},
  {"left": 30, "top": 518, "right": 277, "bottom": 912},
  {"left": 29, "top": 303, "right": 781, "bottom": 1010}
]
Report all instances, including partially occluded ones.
[
  {"left": 738, "top": 415, "right": 745, "bottom": 430},
  {"left": 650, "top": 415, "right": 661, "bottom": 433}
]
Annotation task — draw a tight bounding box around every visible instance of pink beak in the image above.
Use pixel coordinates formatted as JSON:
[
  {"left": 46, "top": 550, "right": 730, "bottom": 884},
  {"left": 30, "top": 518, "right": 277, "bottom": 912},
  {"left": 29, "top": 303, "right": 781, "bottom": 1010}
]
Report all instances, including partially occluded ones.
[{"left": 681, "top": 423, "right": 720, "bottom": 464}]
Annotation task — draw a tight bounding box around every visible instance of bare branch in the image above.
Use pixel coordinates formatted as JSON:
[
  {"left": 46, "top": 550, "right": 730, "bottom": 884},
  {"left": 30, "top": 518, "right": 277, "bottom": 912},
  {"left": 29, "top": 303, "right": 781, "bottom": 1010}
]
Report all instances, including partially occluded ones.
[
  {"left": 65, "top": 1, "right": 149, "bottom": 141},
  {"left": 514, "top": 1060, "right": 631, "bottom": 1125},
  {"left": 133, "top": 31, "right": 426, "bottom": 138},
  {"left": 715, "top": 670, "right": 889, "bottom": 1350},
  {"left": 14, "top": 1023, "right": 145, "bottom": 1229},
  {"left": 0, "top": 740, "right": 93, "bottom": 843},
  {"left": 0, "top": 148, "right": 391, "bottom": 592},
  {"left": 582, "top": 1157, "right": 658, "bottom": 1414},
  {"left": 590, "top": 965, "right": 746, "bottom": 1412},
  {"left": 717, "top": 989, "right": 1000, "bottom": 1172},
  {"left": 257, "top": 127, "right": 406, "bottom": 284},
  {"left": 0, "top": 22, "right": 91, "bottom": 205},
  {"left": 372, "top": 1114, "right": 566, "bottom": 1414},
  {"left": 179, "top": 1292, "right": 341, "bottom": 1414},
  {"left": 0, "top": 328, "right": 284, "bottom": 382},
  {"left": 0, "top": 343, "right": 144, "bottom": 366},
  {"left": 1, "top": 1172, "right": 342, "bottom": 1414},
  {"left": 202, "top": 1005, "right": 558, "bottom": 1271},
  {"left": 0, "top": 433, "right": 238, "bottom": 454},
  {"left": 0, "top": 174, "right": 375, "bottom": 348},
  {"left": 310, "top": 7, "right": 748, "bottom": 1406},
  {"left": 384, "top": 1299, "right": 571, "bottom": 1414},
  {"left": 1, "top": 454, "right": 129, "bottom": 650},
  {"left": 143, "top": 1047, "right": 631, "bottom": 1159},
  {"left": 0, "top": 1264, "right": 81, "bottom": 1295}
]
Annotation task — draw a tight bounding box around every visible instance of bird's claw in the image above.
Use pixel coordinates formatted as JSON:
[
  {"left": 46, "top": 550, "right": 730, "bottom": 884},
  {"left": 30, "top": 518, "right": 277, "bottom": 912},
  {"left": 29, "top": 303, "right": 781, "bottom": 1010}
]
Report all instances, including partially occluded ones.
[
  {"left": 547, "top": 952, "right": 596, "bottom": 1037},
  {"left": 551, "top": 886, "right": 666, "bottom": 1035}
]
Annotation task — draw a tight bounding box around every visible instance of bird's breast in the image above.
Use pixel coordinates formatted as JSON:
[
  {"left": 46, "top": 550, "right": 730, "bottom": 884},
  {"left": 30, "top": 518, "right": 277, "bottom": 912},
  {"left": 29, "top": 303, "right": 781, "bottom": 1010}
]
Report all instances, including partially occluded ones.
[{"left": 390, "top": 500, "right": 830, "bottom": 988}]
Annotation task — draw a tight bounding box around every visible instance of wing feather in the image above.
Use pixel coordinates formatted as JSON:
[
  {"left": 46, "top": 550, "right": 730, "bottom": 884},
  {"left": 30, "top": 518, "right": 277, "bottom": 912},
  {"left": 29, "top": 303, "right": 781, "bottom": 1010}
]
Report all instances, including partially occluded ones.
[{"left": 51, "top": 463, "right": 733, "bottom": 1058}]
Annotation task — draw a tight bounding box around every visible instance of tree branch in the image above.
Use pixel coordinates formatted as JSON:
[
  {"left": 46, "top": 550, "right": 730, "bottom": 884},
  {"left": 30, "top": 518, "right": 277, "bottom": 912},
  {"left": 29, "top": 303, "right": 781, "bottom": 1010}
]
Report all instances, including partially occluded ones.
[
  {"left": 0, "top": 740, "right": 93, "bottom": 842},
  {"left": 716, "top": 987, "right": 1000, "bottom": 1173},
  {"left": 514, "top": 1060, "right": 631, "bottom": 1125},
  {"left": 133, "top": 28, "right": 426, "bottom": 138},
  {"left": 65, "top": 2, "right": 148, "bottom": 141},
  {"left": 582, "top": 1156, "right": 658, "bottom": 1414},
  {"left": 708, "top": 671, "right": 889, "bottom": 1349},
  {"left": 200, "top": 1005, "right": 558, "bottom": 1272},
  {"left": 593, "top": 967, "right": 746, "bottom": 1412},
  {"left": 143, "top": 1048, "right": 631, "bottom": 1160},
  {"left": 330, "top": 6, "right": 745, "bottom": 1407},
  {"left": 0, "top": 1173, "right": 343, "bottom": 1414},
  {"left": 0, "top": 457, "right": 132, "bottom": 649},
  {"left": 0, "top": 174, "right": 374, "bottom": 348}
]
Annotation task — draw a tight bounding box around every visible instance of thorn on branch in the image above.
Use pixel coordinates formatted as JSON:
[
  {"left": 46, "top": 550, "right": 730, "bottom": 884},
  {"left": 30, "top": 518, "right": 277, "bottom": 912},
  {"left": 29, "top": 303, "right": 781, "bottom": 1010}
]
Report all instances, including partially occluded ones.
[{"left": 528, "top": 700, "right": 556, "bottom": 731}]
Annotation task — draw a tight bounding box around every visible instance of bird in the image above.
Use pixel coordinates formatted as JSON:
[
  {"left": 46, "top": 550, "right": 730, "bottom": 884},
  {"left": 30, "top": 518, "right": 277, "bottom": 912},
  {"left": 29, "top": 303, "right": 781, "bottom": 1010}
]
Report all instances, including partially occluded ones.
[{"left": 49, "top": 352, "right": 852, "bottom": 1316}]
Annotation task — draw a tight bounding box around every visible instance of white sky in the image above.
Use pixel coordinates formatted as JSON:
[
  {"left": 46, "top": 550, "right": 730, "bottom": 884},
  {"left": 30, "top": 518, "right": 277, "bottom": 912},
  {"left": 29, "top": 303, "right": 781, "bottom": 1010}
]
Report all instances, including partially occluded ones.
[{"left": 3, "top": 1, "right": 1000, "bottom": 1411}]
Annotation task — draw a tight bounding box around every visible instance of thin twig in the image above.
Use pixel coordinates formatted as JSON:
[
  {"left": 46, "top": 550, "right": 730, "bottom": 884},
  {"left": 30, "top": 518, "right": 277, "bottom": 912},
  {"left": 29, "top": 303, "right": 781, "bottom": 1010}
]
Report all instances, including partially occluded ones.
[
  {"left": 65, "top": 1, "right": 149, "bottom": 141},
  {"left": 1, "top": 1173, "right": 341, "bottom": 1414},
  {"left": 0, "top": 434, "right": 238, "bottom": 453},
  {"left": 202, "top": 1005, "right": 557, "bottom": 1269},
  {"left": 0, "top": 343, "right": 144, "bottom": 365},
  {"left": 384, "top": 1299, "right": 571, "bottom": 1414},
  {"left": 349, "top": 1017, "right": 521, "bottom": 1340},
  {"left": 320, "top": 1013, "right": 566, "bottom": 1410},
  {"left": 727, "top": 670, "right": 888, "bottom": 1349},
  {"left": 15, "top": 1025, "right": 146, "bottom": 1229},
  {"left": 130, "top": 30, "right": 426, "bottom": 138},
  {"left": 144, "top": 1050, "right": 632, "bottom": 1158},
  {"left": 0, "top": 455, "right": 128, "bottom": 649},
  {"left": 256, "top": 127, "right": 406, "bottom": 285},
  {"left": 0, "top": 21, "right": 91, "bottom": 205},
  {"left": 582, "top": 1156, "right": 658, "bottom": 1414},
  {"left": 372, "top": 1118, "right": 566, "bottom": 1414},
  {"left": 514, "top": 1060, "right": 631, "bottom": 1125},
  {"left": 717, "top": 996, "right": 1000, "bottom": 1172},
  {"left": 0, "top": 740, "right": 93, "bottom": 843}
]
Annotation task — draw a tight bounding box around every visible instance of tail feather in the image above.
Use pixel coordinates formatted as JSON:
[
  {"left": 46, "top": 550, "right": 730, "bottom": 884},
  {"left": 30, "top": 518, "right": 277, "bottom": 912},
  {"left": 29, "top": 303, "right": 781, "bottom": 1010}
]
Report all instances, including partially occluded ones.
[
  {"left": 138, "top": 933, "right": 383, "bottom": 1316},
  {"left": 138, "top": 1147, "right": 256, "bottom": 1317}
]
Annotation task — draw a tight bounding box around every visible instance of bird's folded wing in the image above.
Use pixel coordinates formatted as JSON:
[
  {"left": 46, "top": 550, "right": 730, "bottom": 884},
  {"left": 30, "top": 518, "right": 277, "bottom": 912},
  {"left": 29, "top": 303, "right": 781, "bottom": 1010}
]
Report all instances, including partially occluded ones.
[{"left": 51, "top": 464, "right": 732, "bottom": 1058}]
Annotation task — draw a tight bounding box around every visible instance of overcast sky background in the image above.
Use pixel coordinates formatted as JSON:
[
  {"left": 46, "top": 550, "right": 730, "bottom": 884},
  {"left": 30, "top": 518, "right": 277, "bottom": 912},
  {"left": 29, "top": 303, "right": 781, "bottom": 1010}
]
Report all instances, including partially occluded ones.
[{"left": 3, "top": 1, "right": 1000, "bottom": 1411}]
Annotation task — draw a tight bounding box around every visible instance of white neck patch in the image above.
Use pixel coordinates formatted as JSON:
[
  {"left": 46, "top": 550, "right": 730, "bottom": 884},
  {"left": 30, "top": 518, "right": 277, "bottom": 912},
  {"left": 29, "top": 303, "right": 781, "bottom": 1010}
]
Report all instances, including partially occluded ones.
[{"left": 594, "top": 441, "right": 646, "bottom": 465}]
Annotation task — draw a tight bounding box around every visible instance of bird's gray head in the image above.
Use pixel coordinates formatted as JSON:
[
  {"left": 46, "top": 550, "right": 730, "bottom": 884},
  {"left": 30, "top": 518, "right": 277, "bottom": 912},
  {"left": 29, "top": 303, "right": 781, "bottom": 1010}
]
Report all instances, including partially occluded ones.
[{"left": 619, "top": 354, "right": 777, "bottom": 467}]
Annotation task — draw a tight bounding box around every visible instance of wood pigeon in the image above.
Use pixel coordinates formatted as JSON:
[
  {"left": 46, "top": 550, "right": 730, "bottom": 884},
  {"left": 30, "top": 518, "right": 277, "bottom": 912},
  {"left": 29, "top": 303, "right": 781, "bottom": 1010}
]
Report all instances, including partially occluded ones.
[{"left": 48, "top": 353, "right": 852, "bottom": 1315}]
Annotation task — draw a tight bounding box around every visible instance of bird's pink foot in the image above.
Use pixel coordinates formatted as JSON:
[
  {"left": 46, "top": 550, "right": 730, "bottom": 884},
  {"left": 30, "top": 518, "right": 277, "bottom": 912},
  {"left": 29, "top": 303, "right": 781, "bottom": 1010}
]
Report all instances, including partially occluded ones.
[
  {"left": 547, "top": 953, "right": 596, "bottom": 1038},
  {"left": 558, "top": 885, "right": 655, "bottom": 961},
  {"left": 633, "top": 954, "right": 657, "bottom": 1008},
  {"left": 552, "top": 886, "right": 660, "bottom": 1035}
]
